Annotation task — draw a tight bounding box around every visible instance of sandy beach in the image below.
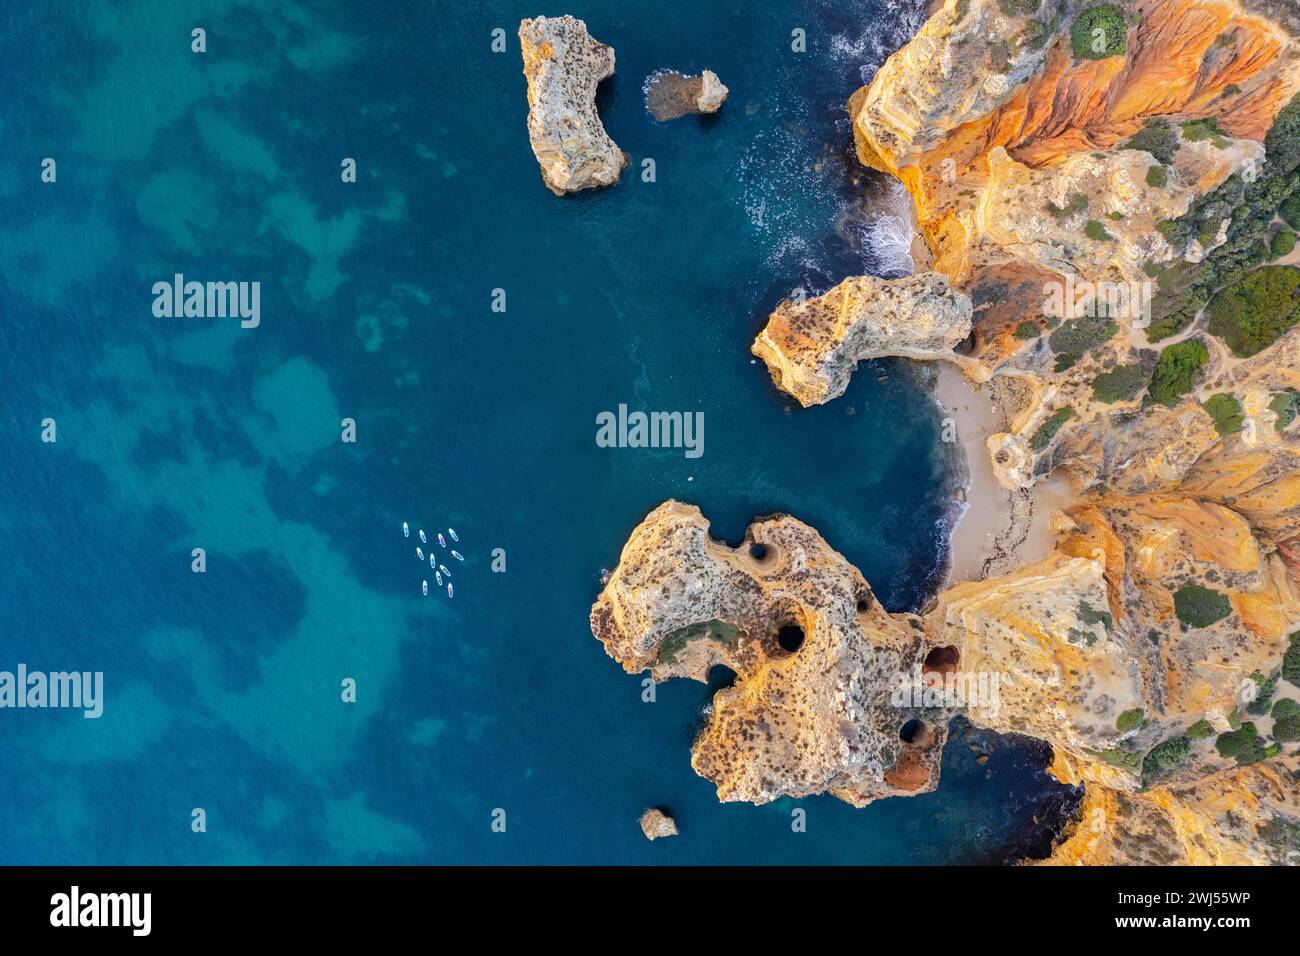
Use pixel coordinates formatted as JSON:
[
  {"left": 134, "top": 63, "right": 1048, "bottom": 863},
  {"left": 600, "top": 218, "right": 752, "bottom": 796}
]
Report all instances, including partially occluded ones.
[{"left": 935, "top": 364, "right": 1071, "bottom": 586}]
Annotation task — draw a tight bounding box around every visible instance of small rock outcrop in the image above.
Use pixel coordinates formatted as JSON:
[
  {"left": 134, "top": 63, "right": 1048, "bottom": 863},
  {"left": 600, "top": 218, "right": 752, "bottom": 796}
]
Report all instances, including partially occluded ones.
[
  {"left": 751, "top": 272, "right": 974, "bottom": 406},
  {"left": 645, "top": 69, "right": 729, "bottom": 121},
  {"left": 519, "top": 15, "right": 628, "bottom": 195},
  {"left": 639, "top": 808, "right": 679, "bottom": 840}
]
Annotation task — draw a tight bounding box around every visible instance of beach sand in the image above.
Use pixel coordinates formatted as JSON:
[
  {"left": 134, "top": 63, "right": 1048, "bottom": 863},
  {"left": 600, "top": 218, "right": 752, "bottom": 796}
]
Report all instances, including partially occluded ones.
[{"left": 936, "top": 363, "right": 1071, "bottom": 586}]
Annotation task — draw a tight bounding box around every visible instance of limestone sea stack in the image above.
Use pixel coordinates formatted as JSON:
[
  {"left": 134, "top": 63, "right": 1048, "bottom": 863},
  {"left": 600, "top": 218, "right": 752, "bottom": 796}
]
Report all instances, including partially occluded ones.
[
  {"left": 645, "top": 69, "right": 729, "bottom": 121},
  {"left": 592, "top": 501, "right": 948, "bottom": 806},
  {"left": 519, "top": 15, "right": 628, "bottom": 196},
  {"left": 751, "top": 272, "right": 974, "bottom": 406},
  {"left": 639, "top": 808, "right": 679, "bottom": 840}
]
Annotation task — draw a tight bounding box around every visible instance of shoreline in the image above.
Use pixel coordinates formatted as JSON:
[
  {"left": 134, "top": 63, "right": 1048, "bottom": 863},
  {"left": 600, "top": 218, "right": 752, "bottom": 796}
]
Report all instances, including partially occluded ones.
[{"left": 934, "top": 363, "right": 1070, "bottom": 587}]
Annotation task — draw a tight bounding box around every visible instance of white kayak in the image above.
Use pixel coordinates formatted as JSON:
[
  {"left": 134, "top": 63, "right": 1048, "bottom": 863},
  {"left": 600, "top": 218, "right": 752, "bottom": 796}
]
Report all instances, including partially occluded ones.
[
  {"left": 439, "top": 564, "right": 450, "bottom": 578},
  {"left": 450, "top": 550, "right": 464, "bottom": 562},
  {"left": 402, "top": 522, "right": 409, "bottom": 538},
  {"left": 421, "top": 580, "right": 428, "bottom": 596},
  {"left": 448, "top": 528, "right": 459, "bottom": 543},
  {"left": 435, "top": 571, "right": 443, "bottom": 587},
  {"left": 447, "top": 583, "right": 454, "bottom": 598},
  {"left": 416, "top": 547, "right": 424, "bottom": 561},
  {"left": 437, "top": 533, "right": 447, "bottom": 549},
  {"left": 419, "top": 529, "right": 427, "bottom": 544}
]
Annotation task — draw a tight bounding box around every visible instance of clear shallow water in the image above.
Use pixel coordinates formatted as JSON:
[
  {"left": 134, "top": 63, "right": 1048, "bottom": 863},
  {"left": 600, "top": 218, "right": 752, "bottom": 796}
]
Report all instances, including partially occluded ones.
[{"left": 0, "top": 0, "right": 1077, "bottom": 863}]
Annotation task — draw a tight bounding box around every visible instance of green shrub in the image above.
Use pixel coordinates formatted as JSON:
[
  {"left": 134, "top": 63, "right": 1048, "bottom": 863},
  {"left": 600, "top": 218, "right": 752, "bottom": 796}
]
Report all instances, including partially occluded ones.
[
  {"left": 1215, "top": 721, "right": 1267, "bottom": 764},
  {"left": 1273, "top": 698, "right": 1300, "bottom": 719},
  {"left": 1030, "top": 406, "right": 1076, "bottom": 451},
  {"left": 1284, "top": 631, "right": 1300, "bottom": 685},
  {"left": 1094, "top": 747, "right": 1142, "bottom": 770},
  {"left": 1145, "top": 164, "right": 1168, "bottom": 188},
  {"left": 1246, "top": 671, "right": 1277, "bottom": 716},
  {"left": 1270, "top": 390, "right": 1299, "bottom": 430},
  {"left": 1092, "top": 364, "right": 1147, "bottom": 403},
  {"left": 1013, "top": 320, "right": 1041, "bottom": 340},
  {"left": 1207, "top": 265, "right": 1300, "bottom": 357},
  {"left": 1054, "top": 352, "right": 1078, "bottom": 372},
  {"left": 1143, "top": 735, "right": 1191, "bottom": 777},
  {"left": 1148, "top": 338, "right": 1208, "bottom": 405},
  {"left": 1085, "top": 219, "right": 1112, "bottom": 241},
  {"left": 1116, "top": 708, "right": 1147, "bottom": 733},
  {"left": 1173, "top": 584, "right": 1232, "bottom": 627},
  {"left": 1124, "top": 120, "right": 1179, "bottom": 165},
  {"left": 1071, "top": 5, "right": 1127, "bottom": 59},
  {"left": 1271, "top": 229, "right": 1296, "bottom": 258},
  {"left": 1181, "top": 117, "right": 1227, "bottom": 145},
  {"left": 1274, "top": 698, "right": 1300, "bottom": 741},
  {"left": 1186, "top": 719, "right": 1215, "bottom": 740},
  {"left": 1203, "top": 393, "right": 1244, "bottom": 435},
  {"left": 1280, "top": 196, "right": 1300, "bottom": 231},
  {"left": 1047, "top": 193, "right": 1090, "bottom": 219},
  {"left": 1048, "top": 312, "right": 1117, "bottom": 356}
]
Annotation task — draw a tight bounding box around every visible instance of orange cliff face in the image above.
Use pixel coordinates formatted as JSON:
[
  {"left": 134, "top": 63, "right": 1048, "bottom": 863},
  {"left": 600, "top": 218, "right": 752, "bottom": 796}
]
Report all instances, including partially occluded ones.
[{"left": 849, "top": 0, "right": 1300, "bottom": 283}]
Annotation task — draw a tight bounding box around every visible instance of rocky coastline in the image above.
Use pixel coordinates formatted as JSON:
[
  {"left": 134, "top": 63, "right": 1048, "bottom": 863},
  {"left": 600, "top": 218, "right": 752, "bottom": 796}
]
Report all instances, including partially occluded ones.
[{"left": 588, "top": 0, "right": 1300, "bottom": 864}]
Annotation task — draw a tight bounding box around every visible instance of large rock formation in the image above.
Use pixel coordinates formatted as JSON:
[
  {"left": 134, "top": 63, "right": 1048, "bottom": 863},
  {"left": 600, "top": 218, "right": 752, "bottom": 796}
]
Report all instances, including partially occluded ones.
[
  {"left": 519, "top": 15, "right": 628, "bottom": 195},
  {"left": 848, "top": 0, "right": 1300, "bottom": 283},
  {"left": 592, "top": 502, "right": 948, "bottom": 805},
  {"left": 751, "top": 272, "right": 975, "bottom": 406}
]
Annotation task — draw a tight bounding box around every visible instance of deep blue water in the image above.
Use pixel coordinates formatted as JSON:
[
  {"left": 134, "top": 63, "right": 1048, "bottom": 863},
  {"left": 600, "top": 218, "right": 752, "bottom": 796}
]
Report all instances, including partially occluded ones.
[{"left": 0, "top": 0, "right": 1077, "bottom": 863}]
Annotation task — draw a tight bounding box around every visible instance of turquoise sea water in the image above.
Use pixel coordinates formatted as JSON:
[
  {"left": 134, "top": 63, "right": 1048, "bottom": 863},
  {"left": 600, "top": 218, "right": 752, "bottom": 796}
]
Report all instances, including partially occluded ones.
[{"left": 0, "top": 0, "right": 1078, "bottom": 863}]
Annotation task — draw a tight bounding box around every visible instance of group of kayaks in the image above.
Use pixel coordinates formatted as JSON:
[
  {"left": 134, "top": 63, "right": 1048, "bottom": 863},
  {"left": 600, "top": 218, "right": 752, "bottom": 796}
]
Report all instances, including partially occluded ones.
[{"left": 403, "top": 522, "right": 463, "bottom": 598}]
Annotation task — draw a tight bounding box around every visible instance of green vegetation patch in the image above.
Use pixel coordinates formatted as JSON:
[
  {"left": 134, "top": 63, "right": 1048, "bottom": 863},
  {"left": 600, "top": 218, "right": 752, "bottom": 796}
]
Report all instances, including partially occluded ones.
[
  {"left": 1013, "top": 320, "right": 1041, "bottom": 340},
  {"left": 659, "top": 619, "right": 743, "bottom": 665},
  {"left": 1284, "top": 631, "right": 1300, "bottom": 685},
  {"left": 1085, "top": 219, "right": 1113, "bottom": 241},
  {"left": 1215, "top": 721, "right": 1268, "bottom": 764},
  {"left": 1273, "top": 698, "right": 1300, "bottom": 741},
  {"left": 1180, "top": 117, "right": 1229, "bottom": 148},
  {"left": 1092, "top": 363, "right": 1147, "bottom": 403},
  {"left": 1186, "top": 719, "right": 1215, "bottom": 740},
  {"left": 1143, "top": 735, "right": 1191, "bottom": 778},
  {"left": 1071, "top": 5, "right": 1127, "bottom": 60},
  {"left": 1048, "top": 311, "right": 1117, "bottom": 356},
  {"left": 1173, "top": 584, "right": 1232, "bottom": 628},
  {"left": 997, "top": 0, "right": 1041, "bottom": 14},
  {"left": 1271, "top": 228, "right": 1296, "bottom": 258},
  {"left": 1116, "top": 707, "right": 1147, "bottom": 733},
  {"left": 1030, "top": 406, "right": 1076, "bottom": 451},
  {"left": 1207, "top": 265, "right": 1300, "bottom": 357},
  {"left": 1270, "top": 390, "right": 1299, "bottom": 430},
  {"left": 1281, "top": 196, "right": 1300, "bottom": 231},
  {"left": 1203, "top": 393, "right": 1244, "bottom": 436},
  {"left": 1046, "top": 193, "right": 1090, "bottom": 220},
  {"left": 1246, "top": 671, "right": 1278, "bottom": 716},
  {"left": 1148, "top": 338, "right": 1208, "bottom": 405},
  {"left": 1145, "top": 164, "right": 1168, "bottom": 188}
]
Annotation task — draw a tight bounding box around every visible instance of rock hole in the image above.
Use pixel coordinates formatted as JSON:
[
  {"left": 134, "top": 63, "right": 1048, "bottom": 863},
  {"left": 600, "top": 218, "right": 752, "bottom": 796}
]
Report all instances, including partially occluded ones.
[
  {"left": 749, "top": 543, "right": 768, "bottom": 561},
  {"left": 922, "top": 645, "right": 960, "bottom": 678},
  {"left": 855, "top": 591, "right": 873, "bottom": 613},
  {"left": 899, "top": 718, "right": 928, "bottom": 744},
  {"left": 776, "top": 623, "right": 805, "bottom": 653}
]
